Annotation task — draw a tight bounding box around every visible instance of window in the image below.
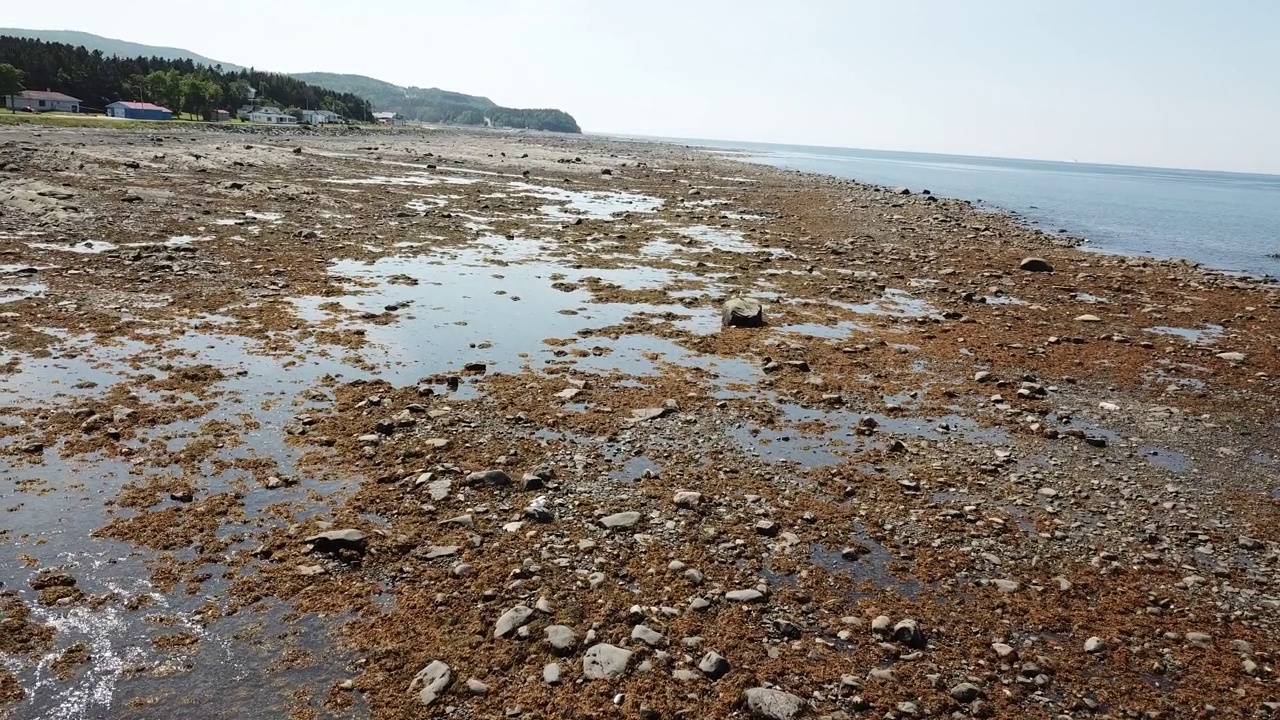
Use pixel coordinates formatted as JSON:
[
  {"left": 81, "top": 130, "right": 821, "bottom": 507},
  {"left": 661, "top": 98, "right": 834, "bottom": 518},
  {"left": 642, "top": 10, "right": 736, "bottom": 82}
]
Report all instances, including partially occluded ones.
[{"left": 38, "top": 100, "right": 46, "bottom": 107}]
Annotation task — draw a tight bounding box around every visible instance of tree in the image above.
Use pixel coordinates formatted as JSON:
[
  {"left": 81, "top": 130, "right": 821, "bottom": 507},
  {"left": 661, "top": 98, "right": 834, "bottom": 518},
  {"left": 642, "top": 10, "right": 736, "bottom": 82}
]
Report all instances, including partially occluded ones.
[
  {"left": 0, "top": 63, "right": 24, "bottom": 113},
  {"left": 228, "top": 79, "right": 251, "bottom": 109},
  {"left": 145, "top": 69, "right": 184, "bottom": 112},
  {"left": 182, "top": 73, "right": 220, "bottom": 120}
]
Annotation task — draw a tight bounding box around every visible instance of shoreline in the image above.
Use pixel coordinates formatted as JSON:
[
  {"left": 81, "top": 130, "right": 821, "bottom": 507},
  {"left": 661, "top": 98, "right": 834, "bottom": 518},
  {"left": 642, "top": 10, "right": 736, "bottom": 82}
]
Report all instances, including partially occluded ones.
[{"left": 1, "top": 123, "right": 1278, "bottom": 719}]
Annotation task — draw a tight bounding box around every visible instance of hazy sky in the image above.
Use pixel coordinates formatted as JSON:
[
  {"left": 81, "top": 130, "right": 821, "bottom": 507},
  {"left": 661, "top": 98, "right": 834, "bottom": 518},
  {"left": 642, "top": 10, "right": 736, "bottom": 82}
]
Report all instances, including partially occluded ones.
[{"left": 6, "top": 1, "right": 1277, "bottom": 173}]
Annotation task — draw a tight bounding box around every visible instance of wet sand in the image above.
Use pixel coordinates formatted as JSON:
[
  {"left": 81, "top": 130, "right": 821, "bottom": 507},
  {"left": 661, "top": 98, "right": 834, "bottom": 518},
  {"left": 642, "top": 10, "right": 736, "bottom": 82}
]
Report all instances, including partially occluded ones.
[{"left": 1, "top": 124, "right": 1278, "bottom": 719}]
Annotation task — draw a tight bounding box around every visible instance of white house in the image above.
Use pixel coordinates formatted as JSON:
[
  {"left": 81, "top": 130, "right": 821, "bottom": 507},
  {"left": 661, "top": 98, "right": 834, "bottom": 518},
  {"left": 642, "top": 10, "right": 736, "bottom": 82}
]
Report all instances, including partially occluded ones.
[
  {"left": 373, "top": 111, "right": 405, "bottom": 127},
  {"left": 247, "top": 106, "right": 297, "bottom": 124},
  {"left": 5, "top": 90, "right": 81, "bottom": 113},
  {"left": 300, "top": 109, "right": 343, "bottom": 125}
]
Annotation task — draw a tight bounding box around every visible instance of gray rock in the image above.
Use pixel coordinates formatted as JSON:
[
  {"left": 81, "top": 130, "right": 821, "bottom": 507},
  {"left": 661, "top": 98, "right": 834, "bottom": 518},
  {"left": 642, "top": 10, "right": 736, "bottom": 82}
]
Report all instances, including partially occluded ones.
[
  {"left": 892, "top": 619, "right": 925, "bottom": 649},
  {"left": 495, "top": 604, "right": 534, "bottom": 638},
  {"left": 466, "top": 678, "right": 488, "bottom": 695},
  {"left": 545, "top": 625, "right": 578, "bottom": 655},
  {"left": 870, "top": 615, "right": 893, "bottom": 636},
  {"left": 950, "top": 682, "right": 983, "bottom": 703},
  {"left": 1019, "top": 257, "right": 1054, "bottom": 272},
  {"left": 466, "top": 469, "right": 512, "bottom": 487},
  {"left": 690, "top": 597, "right": 711, "bottom": 611},
  {"left": 673, "top": 491, "right": 703, "bottom": 508},
  {"left": 743, "top": 687, "right": 805, "bottom": 719},
  {"left": 421, "top": 545, "right": 459, "bottom": 559},
  {"left": 684, "top": 568, "right": 706, "bottom": 586},
  {"left": 630, "top": 624, "right": 665, "bottom": 647},
  {"left": 722, "top": 297, "right": 765, "bottom": 328},
  {"left": 543, "top": 663, "right": 562, "bottom": 685},
  {"left": 427, "top": 478, "right": 452, "bottom": 501},
  {"left": 755, "top": 520, "right": 780, "bottom": 537},
  {"left": 304, "top": 529, "right": 367, "bottom": 554},
  {"left": 990, "top": 578, "right": 1020, "bottom": 593},
  {"left": 698, "top": 651, "right": 729, "bottom": 679},
  {"left": 408, "top": 660, "right": 452, "bottom": 707},
  {"left": 1084, "top": 636, "right": 1106, "bottom": 653},
  {"left": 725, "top": 589, "right": 765, "bottom": 603},
  {"left": 601, "top": 511, "right": 642, "bottom": 528},
  {"left": 583, "top": 643, "right": 633, "bottom": 680}
]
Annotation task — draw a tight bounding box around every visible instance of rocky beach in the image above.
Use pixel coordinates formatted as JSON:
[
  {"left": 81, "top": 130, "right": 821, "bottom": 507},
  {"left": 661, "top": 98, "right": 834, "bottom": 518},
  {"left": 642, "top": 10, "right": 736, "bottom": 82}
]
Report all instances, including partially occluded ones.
[{"left": 0, "top": 123, "right": 1277, "bottom": 719}]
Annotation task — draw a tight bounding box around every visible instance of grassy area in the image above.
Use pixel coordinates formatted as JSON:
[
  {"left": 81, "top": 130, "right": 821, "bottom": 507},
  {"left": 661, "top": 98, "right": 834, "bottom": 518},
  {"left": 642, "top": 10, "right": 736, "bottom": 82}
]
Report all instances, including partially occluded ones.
[{"left": 0, "top": 112, "right": 158, "bottom": 130}]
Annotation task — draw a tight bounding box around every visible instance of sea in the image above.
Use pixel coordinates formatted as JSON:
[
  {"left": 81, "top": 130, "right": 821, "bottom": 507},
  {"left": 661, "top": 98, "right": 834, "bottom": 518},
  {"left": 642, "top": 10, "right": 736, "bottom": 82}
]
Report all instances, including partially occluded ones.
[{"left": 672, "top": 138, "right": 1280, "bottom": 279}]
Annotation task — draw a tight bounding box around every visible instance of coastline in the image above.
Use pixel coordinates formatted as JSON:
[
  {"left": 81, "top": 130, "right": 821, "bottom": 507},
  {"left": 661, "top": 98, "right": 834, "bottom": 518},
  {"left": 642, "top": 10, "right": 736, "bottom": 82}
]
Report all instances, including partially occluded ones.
[{"left": 1, "top": 124, "right": 1278, "bottom": 719}]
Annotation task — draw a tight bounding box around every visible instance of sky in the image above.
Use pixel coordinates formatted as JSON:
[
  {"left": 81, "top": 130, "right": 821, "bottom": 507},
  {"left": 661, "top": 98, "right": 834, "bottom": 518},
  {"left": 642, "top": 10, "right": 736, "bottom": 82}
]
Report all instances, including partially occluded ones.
[{"left": 5, "top": 0, "right": 1278, "bottom": 173}]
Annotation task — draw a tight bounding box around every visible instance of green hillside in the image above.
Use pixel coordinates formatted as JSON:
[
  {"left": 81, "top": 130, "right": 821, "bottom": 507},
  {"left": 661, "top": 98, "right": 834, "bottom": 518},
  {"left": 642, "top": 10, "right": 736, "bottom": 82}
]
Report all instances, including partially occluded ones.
[
  {"left": 292, "top": 72, "right": 580, "bottom": 133},
  {"left": 0, "top": 28, "right": 243, "bottom": 71},
  {"left": 0, "top": 28, "right": 581, "bottom": 132}
]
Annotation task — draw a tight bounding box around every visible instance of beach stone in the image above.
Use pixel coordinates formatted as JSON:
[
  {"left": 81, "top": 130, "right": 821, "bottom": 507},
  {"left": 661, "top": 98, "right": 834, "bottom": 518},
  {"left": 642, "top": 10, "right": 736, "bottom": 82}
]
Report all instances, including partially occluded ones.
[
  {"left": 1075, "top": 314, "right": 1102, "bottom": 323},
  {"left": 892, "top": 619, "right": 926, "bottom": 649},
  {"left": 725, "top": 589, "right": 765, "bottom": 603},
  {"left": 992, "top": 642, "right": 1016, "bottom": 659},
  {"left": 698, "top": 651, "right": 730, "bottom": 679},
  {"left": 743, "top": 687, "right": 805, "bottom": 719},
  {"left": 305, "top": 529, "right": 367, "bottom": 554},
  {"left": 495, "top": 605, "right": 534, "bottom": 638},
  {"left": 1186, "top": 631, "right": 1212, "bottom": 647},
  {"left": 951, "top": 682, "right": 983, "bottom": 703},
  {"left": 409, "top": 660, "right": 452, "bottom": 707},
  {"left": 601, "top": 511, "right": 642, "bottom": 528},
  {"left": 543, "top": 663, "right": 562, "bottom": 685},
  {"left": 673, "top": 491, "right": 702, "bottom": 508},
  {"left": 466, "top": 678, "right": 488, "bottom": 695},
  {"left": 583, "top": 643, "right": 633, "bottom": 680},
  {"left": 631, "top": 624, "right": 665, "bottom": 647},
  {"left": 1019, "top": 257, "right": 1054, "bottom": 272},
  {"left": 755, "top": 519, "right": 780, "bottom": 537},
  {"left": 722, "top": 297, "right": 765, "bottom": 328},
  {"left": 991, "top": 579, "right": 1020, "bottom": 593},
  {"left": 466, "top": 469, "right": 512, "bottom": 487},
  {"left": 1217, "top": 351, "right": 1245, "bottom": 362},
  {"left": 1084, "top": 636, "right": 1106, "bottom": 653},
  {"left": 545, "top": 625, "right": 578, "bottom": 655},
  {"left": 871, "top": 615, "right": 893, "bottom": 636}
]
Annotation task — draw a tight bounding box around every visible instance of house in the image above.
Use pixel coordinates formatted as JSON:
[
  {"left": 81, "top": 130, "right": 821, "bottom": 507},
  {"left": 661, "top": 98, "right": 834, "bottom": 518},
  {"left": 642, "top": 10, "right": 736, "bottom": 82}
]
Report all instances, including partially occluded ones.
[
  {"left": 300, "top": 109, "right": 343, "bottom": 125},
  {"left": 5, "top": 90, "right": 81, "bottom": 113},
  {"left": 106, "top": 101, "right": 173, "bottom": 121},
  {"left": 373, "top": 111, "right": 405, "bottom": 126},
  {"left": 247, "top": 106, "right": 297, "bottom": 124},
  {"left": 213, "top": 109, "right": 231, "bottom": 122}
]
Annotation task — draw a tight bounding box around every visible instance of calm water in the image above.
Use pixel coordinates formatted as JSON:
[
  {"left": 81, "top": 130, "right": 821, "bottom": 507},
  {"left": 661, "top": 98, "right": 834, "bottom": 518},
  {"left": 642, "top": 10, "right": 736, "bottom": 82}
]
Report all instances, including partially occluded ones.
[{"left": 683, "top": 139, "right": 1280, "bottom": 278}]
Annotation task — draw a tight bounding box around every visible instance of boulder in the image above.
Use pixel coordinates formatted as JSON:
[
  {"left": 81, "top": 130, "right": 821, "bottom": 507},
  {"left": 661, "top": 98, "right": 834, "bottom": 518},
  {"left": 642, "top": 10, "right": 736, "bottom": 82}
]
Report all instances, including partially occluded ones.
[
  {"left": 304, "top": 529, "right": 367, "bottom": 555},
  {"left": 494, "top": 605, "right": 534, "bottom": 638},
  {"left": 601, "top": 511, "right": 642, "bottom": 528},
  {"left": 743, "top": 687, "right": 806, "bottom": 719},
  {"left": 466, "top": 470, "right": 512, "bottom": 487},
  {"left": 1019, "top": 257, "right": 1054, "bottom": 272},
  {"left": 698, "top": 651, "right": 730, "bottom": 679},
  {"left": 408, "top": 660, "right": 451, "bottom": 707},
  {"left": 722, "top": 297, "right": 765, "bottom": 328},
  {"left": 583, "top": 643, "right": 633, "bottom": 680}
]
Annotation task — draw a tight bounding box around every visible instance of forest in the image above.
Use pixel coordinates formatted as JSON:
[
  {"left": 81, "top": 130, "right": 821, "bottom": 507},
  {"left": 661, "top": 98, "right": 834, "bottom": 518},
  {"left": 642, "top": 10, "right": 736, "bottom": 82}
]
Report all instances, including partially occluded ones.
[{"left": 0, "top": 35, "right": 372, "bottom": 121}]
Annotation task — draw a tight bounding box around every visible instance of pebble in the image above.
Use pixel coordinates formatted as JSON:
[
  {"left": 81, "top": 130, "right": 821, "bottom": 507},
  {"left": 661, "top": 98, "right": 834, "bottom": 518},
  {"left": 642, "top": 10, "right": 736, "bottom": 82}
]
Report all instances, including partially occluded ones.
[
  {"left": 950, "top": 682, "right": 983, "bottom": 703},
  {"left": 466, "top": 678, "right": 488, "bottom": 695},
  {"left": 466, "top": 469, "right": 511, "bottom": 487},
  {"left": 1075, "top": 314, "right": 1102, "bottom": 322},
  {"left": 892, "top": 619, "right": 926, "bottom": 649},
  {"left": 992, "top": 642, "right": 1016, "bottom": 659},
  {"left": 543, "top": 663, "right": 561, "bottom": 685},
  {"left": 1084, "top": 636, "right": 1106, "bottom": 653},
  {"left": 673, "top": 491, "right": 702, "bottom": 508},
  {"left": 725, "top": 589, "right": 765, "bottom": 603}
]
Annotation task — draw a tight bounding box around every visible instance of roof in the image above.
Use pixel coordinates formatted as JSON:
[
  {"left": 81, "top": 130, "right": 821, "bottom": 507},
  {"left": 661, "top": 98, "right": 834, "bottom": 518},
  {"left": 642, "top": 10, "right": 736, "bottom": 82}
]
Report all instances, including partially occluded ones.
[
  {"left": 108, "top": 101, "right": 172, "bottom": 112},
  {"left": 14, "top": 90, "right": 82, "bottom": 103}
]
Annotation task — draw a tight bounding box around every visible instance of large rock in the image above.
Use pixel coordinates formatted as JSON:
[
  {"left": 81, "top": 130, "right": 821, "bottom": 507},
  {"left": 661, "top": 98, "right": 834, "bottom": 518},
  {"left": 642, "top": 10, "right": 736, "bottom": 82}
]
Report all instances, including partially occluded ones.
[
  {"left": 892, "top": 619, "right": 926, "bottom": 649},
  {"left": 698, "top": 651, "right": 730, "bottom": 679},
  {"left": 1019, "top": 257, "right": 1054, "bottom": 272},
  {"left": 601, "top": 511, "right": 642, "bottom": 528},
  {"left": 545, "top": 625, "right": 579, "bottom": 655},
  {"left": 466, "top": 470, "right": 512, "bottom": 487},
  {"left": 583, "top": 643, "right": 633, "bottom": 680},
  {"left": 725, "top": 589, "right": 765, "bottom": 603},
  {"left": 743, "top": 687, "right": 806, "bottom": 719},
  {"left": 408, "top": 660, "right": 452, "bottom": 707},
  {"left": 304, "top": 529, "right": 367, "bottom": 555},
  {"left": 722, "top": 297, "right": 765, "bottom": 328},
  {"left": 494, "top": 604, "right": 534, "bottom": 638}
]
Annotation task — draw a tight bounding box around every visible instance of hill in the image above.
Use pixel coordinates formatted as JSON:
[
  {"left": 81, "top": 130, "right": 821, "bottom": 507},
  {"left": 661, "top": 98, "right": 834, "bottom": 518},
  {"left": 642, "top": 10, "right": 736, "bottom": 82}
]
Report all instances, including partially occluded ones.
[
  {"left": 0, "top": 28, "right": 243, "bottom": 71},
  {"left": 292, "top": 73, "right": 581, "bottom": 133},
  {"left": 0, "top": 28, "right": 581, "bottom": 132}
]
